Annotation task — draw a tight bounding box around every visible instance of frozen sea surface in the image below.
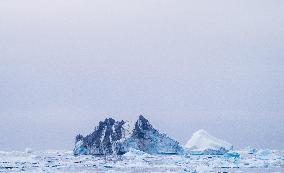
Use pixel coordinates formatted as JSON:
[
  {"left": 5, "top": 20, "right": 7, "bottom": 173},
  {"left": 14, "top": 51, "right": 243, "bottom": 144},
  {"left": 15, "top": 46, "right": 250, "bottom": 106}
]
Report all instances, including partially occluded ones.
[{"left": 0, "top": 150, "right": 283, "bottom": 173}]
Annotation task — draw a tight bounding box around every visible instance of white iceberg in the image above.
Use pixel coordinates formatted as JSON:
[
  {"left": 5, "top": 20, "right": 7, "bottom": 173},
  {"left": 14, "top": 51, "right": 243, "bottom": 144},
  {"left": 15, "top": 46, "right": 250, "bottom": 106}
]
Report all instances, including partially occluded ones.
[{"left": 185, "top": 129, "right": 233, "bottom": 155}]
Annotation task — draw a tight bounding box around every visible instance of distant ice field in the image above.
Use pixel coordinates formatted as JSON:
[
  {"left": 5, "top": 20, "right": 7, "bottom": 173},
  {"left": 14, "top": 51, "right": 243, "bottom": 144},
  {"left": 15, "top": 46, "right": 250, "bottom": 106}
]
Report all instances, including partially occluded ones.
[{"left": 0, "top": 149, "right": 283, "bottom": 173}]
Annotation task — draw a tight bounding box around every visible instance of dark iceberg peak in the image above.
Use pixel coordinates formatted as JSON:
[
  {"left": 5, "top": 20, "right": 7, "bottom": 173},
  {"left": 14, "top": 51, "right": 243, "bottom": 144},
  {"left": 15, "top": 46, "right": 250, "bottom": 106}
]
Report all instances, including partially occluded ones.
[
  {"left": 74, "top": 117, "right": 129, "bottom": 156},
  {"left": 135, "top": 115, "right": 153, "bottom": 131},
  {"left": 105, "top": 117, "right": 115, "bottom": 124},
  {"left": 125, "top": 115, "right": 183, "bottom": 154},
  {"left": 96, "top": 118, "right": 124, "bottom": 132},
  {"left": 139, "top": 114, "right": 146, "bottom": 120},
  {"left": 98, "top": 118, "right": 115, "bottom": 127},
  {"left": 75, "top": 134, "right": 84, "bottom": 143}
]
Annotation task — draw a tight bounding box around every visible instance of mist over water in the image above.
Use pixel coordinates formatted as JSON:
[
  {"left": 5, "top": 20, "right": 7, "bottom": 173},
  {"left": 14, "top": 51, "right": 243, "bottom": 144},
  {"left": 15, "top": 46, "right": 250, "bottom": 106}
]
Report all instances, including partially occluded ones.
[{"left": 0, "top": 0, "right": 283, "bottom": 150}]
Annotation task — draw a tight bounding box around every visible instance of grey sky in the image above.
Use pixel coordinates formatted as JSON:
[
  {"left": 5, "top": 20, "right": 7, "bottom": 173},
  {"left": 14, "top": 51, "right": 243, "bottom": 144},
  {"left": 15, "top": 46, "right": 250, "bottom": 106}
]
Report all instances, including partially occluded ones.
[{"left": 0, "top": 0, "right": 284, "bottom": 151}]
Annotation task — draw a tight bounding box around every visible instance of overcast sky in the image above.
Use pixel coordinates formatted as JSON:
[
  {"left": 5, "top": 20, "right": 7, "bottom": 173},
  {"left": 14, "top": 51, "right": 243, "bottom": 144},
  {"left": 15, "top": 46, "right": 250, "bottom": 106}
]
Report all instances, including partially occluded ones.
[{"left": 0, "top": 0, "right": 284, "bottom": 151}]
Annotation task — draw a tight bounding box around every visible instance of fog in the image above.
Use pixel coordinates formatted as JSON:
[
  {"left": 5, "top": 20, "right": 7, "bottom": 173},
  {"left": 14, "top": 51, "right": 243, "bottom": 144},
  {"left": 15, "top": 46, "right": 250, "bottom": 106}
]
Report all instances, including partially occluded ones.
[{"left": 0, "top": 0, "right": 283, "bottom": 150}]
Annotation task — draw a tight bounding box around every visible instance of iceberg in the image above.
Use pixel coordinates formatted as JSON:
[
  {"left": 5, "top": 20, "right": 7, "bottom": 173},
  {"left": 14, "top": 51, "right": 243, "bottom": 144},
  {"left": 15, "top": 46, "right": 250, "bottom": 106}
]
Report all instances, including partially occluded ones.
[
  {"left": 185, "top": 129, "right": 233, "bottom": 155},
  {"left": 74, "top": 115, "right": 183, "bottom": 156},
  {"left": 119, "top": 115, "right": 183, "bottom": 155},
  {"left": 73, "top": 118, "right": 131, "bottom": 156}
]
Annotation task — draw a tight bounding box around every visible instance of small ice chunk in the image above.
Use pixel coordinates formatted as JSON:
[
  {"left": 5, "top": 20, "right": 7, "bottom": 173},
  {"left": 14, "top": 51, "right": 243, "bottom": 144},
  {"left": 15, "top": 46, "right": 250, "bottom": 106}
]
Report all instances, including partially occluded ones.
[{"left": 25, "top": 148, "right": 33, "bottom": 154}]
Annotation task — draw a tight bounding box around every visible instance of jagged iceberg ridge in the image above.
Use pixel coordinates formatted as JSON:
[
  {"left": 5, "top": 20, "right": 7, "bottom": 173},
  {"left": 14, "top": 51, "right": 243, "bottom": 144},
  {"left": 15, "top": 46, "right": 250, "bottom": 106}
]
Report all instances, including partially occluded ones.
[
  {"left": 117, "top": 115, "right": 183, "bottom": 155},
  {"left": 184, "top": 129, "right": 233, "bottom": 155},
  {"left": 74, "top": 118, "right": 132, "bottom": 156},
  {"left": 74, "top": 115, "right": 183, "bottom": 156}
]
